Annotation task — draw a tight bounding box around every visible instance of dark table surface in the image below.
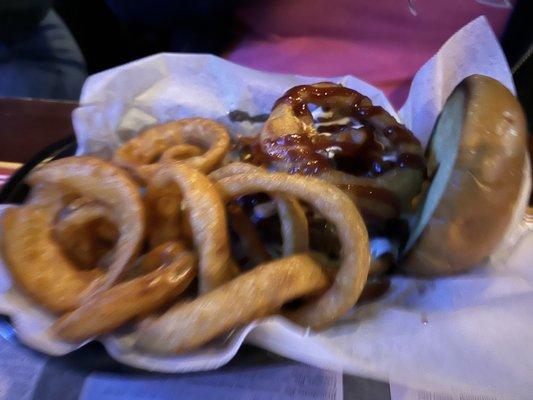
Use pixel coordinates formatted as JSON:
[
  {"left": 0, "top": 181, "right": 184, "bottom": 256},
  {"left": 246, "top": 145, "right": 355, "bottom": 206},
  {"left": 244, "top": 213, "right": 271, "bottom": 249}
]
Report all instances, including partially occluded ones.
[
  {"left": 0, "top": 98, "right": 77, "bottom": 164},
  {"left": 0, "top": 97, "right": 391, "bottom": 400}
]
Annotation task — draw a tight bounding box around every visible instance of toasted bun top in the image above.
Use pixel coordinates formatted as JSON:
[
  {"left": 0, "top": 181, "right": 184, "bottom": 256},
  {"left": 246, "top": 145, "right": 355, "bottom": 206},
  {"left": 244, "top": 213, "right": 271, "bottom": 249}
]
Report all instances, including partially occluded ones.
[{"left": 402, "top": 75, "right": 528, "bottom": 276}]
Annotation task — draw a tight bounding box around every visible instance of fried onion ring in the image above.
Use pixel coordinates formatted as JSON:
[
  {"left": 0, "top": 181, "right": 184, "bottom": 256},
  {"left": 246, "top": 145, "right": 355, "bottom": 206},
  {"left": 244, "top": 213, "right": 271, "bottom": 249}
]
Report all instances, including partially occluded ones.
[
  {"left": 136, "top": 241, "right": 189, "bottom": 273},
  {"left": 257, "top": 82, "right": 425, "bottom": 225},
  {"left": 208, "top": 162, "right": 261, "bottom": 181},
  {"left": 27, "top": 156, "right": 145, "bottom": 295},
  {"left": 217, "top": 171, "right": 370, "bottom": 329},
  {"left": 261, "top": 82, "right": 424, "bottom": 175},
  {"left": 134, "top": 254, "right": 329, "bottom": 354},
  {"left": 145, "top": 181, "right": 183, "bottom": 247},
  {"left": 1, "top": 206, "right": 102, "bottom": 313},
  {"left": 160, "top": 144, "right": 202, "bottom": 161},
  {"left": 51, "top": 243, "right": 196, "bottom": 342},
  {"left": 276, "top": 194, "right": 309, "bottom": 255},
  {"left": 210, "top": 162, "right": 309, "bottom": 256},
  {"left": 113, "top": 118, "right": 230, "bottom": 181},
  {"left": 25, "top": 184, "right": 114, "bottom": 269},
  {"left": 147, "top": 163, "right": 236, "bottom": 293},
  {"left": 27, "top": 185, "right": 120, "bottom": 270},
  {"left": 53, "top": 199, "right": 119, "bottom": 269}
]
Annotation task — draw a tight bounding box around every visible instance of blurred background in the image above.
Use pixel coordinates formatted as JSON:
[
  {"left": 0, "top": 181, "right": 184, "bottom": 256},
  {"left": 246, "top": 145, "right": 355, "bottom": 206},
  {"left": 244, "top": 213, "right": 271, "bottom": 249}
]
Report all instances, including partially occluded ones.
[{"left": 0, "top": 0, "right": 531, "bottom": 127}]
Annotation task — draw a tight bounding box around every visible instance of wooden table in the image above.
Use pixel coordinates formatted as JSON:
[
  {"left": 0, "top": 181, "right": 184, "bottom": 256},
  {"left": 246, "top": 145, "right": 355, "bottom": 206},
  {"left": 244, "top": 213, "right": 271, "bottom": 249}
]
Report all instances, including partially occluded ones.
[{"left": 0, "top": 98, "right": 77, "bottom": 163}]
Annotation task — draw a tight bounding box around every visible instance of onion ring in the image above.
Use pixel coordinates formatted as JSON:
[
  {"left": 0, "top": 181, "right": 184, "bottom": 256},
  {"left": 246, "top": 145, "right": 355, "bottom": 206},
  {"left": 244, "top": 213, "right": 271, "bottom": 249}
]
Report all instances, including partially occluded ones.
[
  {"left": 210, "top": 162, "right": 309, "bottom": 256},
  {"left": 53, "top": 199, "right": 118, "bottom": 269},
  {"left": 145, "top": 181, "right": 183, "bottom": 247},
  {"left": 217, "top": 171, "right": 370, "bottom": 329},
  {"left": 136, "top": 240, "right": 189, "bottom": 274},
  {"left": 275, "top": 194, "right": 308, "bottom": 255},
  {"left": 160, "top": 144, "right": 202, "bottom": 161},
  {"left": 134, "top": 254, "right": 329, "bottom": 354},
  {"left": 258, "top": 83, "right": 425, "bottom": 224},
  {"left": 208, "top": 162, "right": 262, "bottom": 181},
  {"left": 28, "top": 186, "right": 120, "bottom": 270},
  {"left": 113, "top": 118, "right": 230, "bottom": 181},
  {"left": 27, "top": 156, "right": 145, "bottom": 296},
  {"left": 261, "top": 82, "right": 424, "bottom": 174},
  {"left": 147, "top": 163, "right": 236, "bottom": 293},
  {"left": 1, "top": 206, "right": 102, "bottom": 313},
  {"left": 26, "top": 185, "right": 117, "bottom": 269},
  {"left": 51, "top": 243, "right": 196, "bottom": 342}
]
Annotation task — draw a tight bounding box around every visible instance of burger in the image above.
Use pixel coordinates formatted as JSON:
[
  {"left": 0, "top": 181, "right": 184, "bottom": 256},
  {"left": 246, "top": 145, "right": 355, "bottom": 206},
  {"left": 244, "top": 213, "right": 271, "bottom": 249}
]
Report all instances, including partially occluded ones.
[{"left": 234, "top": 75, "right": 529, "bottom": 281}]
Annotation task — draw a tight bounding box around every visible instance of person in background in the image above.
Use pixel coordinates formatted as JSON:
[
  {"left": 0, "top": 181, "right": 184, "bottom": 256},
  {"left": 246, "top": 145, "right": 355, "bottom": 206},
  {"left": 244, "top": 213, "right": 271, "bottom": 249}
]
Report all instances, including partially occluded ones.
[
  {"left": 0, "top": 0, "right": 86, "bottom": 100},
  {"left": 99, "top": 0, "right": 521, "bottom": 111},
  {"left": 225, "top": 0, "right": 514, "bottom": 108},
  {"left": 7, "top": 0, "right": 527, "bottom": 118}
]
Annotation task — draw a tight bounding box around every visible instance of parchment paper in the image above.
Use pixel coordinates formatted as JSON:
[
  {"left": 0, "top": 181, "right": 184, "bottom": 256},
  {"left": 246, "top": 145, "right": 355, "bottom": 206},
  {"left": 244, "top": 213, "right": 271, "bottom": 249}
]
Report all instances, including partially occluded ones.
[{"left": 1, "top": 16, "right": 531, "bottom": 399}]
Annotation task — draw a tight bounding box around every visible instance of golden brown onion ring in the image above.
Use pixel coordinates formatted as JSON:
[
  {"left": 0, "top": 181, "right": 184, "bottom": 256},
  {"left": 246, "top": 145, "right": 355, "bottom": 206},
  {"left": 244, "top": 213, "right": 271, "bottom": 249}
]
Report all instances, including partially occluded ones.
[
  {"left": 147, "top": 163, "right": 235, "bottom": 293},
  {"left": 26, "top": 185, "right": 117, "bottom": 269},
  {"left": 27, "top": 156, "right": 145, "bottom": 295},
  {"left": 145, "top": 181, "right": 183, "bottom": 247},
  {"left": 1, "top": 206, "right": 102, "bottom": 313},
  {"left": 210, "top": 162, "right": 309, "bottom": 256},
  {"left": 136, "top": 241, "right": 189, "bottom": 274},
  {"left": 208, "top": 162, "right": 262, "bottom": 181},
  {"left": 160, "top": 144, "right": 202, "bottom": 161},
  {"left": 260, "top": 83, "right": 425, "bottom": 221},
  {"left": 112, "top": 118, "right": 230, "bottom": 181},
  {"left": 217, "top": 171, "right": 370, "bottom": 329},
  {"left": 53, "top": 199, "right": 118, "bottom": 269},
  {"left": 134, "top": 254, "right": 329, "bottom": 354},
  {"left": 261, "top": 82, "right": 424, "bottom": 172},
  {"left": 51, "top": 243, "right": 196, "bottom": 342},
  {"left": 275, "top": 193, "right": 309, "bottom": 255},
  {"left": 26, "top": 184, "right": 116, "bottom": 269}
]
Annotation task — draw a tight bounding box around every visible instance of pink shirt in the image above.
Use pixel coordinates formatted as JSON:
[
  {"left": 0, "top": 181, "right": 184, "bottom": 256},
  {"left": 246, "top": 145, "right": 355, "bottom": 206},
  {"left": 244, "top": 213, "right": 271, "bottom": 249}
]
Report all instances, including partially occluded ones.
[{"left": 227, "top": 0, "right": 512, "bottom": 106}]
